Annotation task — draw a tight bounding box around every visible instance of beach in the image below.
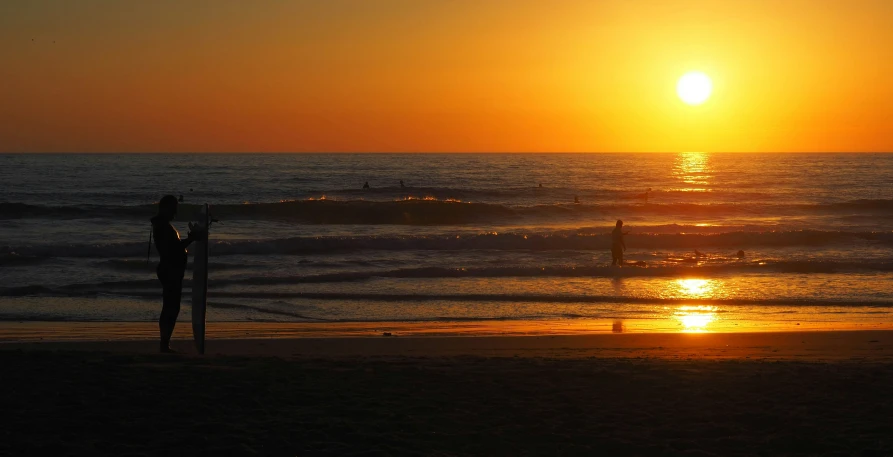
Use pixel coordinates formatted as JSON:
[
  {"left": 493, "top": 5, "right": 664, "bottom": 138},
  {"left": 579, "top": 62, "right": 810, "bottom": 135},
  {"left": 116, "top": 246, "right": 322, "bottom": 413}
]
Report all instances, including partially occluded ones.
[{"left": 4, "top": 325, "right": 893, "bottom": 456}]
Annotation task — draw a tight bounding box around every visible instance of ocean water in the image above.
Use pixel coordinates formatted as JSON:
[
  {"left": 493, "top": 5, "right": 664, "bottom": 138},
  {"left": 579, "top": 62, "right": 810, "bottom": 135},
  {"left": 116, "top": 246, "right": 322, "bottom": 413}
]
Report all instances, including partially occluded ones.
[{"left": 2, "top": 153, "right": 892, "bottom": 332}]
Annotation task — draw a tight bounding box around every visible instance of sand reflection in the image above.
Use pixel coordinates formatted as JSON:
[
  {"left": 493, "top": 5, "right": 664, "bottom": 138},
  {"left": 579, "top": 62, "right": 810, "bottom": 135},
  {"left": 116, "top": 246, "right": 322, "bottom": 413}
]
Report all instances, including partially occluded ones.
[
  {"left": 674, "top": 305, "right": 717, "bottom": 332},
  {"left": 668, "top": 279, "right": 720, "bottom": 331}
]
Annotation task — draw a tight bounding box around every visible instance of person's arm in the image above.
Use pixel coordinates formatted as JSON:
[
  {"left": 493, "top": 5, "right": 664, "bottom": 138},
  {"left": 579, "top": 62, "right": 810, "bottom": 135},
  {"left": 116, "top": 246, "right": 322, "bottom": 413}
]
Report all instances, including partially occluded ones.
[
  {"left": 181, "top": 222, "right": 207, "bottom": 249},
  {"left": 154, "top": 222, "right": 196, "bottom": 257},
  {"left": 180, "top": 232, "right": 195, "bottom": 249}
]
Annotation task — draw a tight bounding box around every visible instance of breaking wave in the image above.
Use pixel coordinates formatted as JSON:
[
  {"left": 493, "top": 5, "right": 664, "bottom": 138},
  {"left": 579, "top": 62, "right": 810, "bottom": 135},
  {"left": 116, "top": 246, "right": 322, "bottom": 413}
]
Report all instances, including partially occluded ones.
[
  {"left": 4, "top": 260, "right": 893, "bottom": 298},
  {"left": 3, "top": 230, "right": 891, "bottom": 259}
]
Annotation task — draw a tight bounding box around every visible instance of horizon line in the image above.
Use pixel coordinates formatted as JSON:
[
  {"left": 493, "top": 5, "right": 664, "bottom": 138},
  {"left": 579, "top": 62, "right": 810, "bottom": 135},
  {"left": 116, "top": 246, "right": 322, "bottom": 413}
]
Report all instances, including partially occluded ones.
[{"left": 3, "top": 151, "right": 891, "bottom": 155}]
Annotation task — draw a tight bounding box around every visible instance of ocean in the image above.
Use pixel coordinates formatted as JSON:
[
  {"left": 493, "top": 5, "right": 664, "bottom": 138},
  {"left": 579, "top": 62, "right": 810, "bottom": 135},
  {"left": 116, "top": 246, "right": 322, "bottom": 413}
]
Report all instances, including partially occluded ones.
[{"left": 2, "top": 153, "right": 892, "bottom": 332}]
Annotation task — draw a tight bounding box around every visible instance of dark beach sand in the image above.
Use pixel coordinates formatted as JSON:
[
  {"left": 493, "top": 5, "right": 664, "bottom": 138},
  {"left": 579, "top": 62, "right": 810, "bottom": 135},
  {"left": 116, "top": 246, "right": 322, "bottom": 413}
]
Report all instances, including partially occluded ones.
[{"left": 3, "top": 325, "right": 893, "bottom": 456}]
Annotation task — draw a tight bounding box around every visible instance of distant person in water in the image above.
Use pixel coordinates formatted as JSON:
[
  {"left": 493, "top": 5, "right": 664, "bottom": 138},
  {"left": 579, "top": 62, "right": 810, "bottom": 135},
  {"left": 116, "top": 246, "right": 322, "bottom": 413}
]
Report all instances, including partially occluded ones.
[
  {"left": 611, "top": 220, "right": 627, "bottom": 266},
  {"left": 574, "top": 195, "right": 580, "bottom": 204},
  {"left": 363, "top": 181, "right": 370, "bottom": 189},
  {"left": 400, "top": 180, "right": 406, "bottom": 188},
  {"left": 178, "top": 194, "right": 184, "bottom": 202},
  {"left": 538, "top": 183, "right": 543, "bottom": 188},
  {"left": 150, "top": 195, "right": 198, "bottom": 353}
]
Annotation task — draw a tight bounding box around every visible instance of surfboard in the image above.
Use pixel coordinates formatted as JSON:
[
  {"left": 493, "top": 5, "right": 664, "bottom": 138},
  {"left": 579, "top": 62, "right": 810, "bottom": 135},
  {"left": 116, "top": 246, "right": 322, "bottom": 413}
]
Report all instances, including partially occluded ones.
[{"left": 191, "top": 204, "right": 210, "bottom": 355}]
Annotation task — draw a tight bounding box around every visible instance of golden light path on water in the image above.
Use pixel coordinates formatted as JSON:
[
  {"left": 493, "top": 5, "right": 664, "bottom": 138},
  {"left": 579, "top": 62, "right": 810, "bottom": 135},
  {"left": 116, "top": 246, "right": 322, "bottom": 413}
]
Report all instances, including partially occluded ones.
[
  {"left": 672, "top": 279, "right": 719, "bottom": 332},
  {"left": 673, "top": 151, "right": 713, "bottom": 191}
]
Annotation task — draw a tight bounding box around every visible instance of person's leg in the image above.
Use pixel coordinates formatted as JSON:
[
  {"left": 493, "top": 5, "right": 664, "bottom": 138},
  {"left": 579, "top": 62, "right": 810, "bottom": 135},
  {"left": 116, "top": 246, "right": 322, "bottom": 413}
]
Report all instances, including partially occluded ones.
[
  {"left": 157, "top": 266, "right": 169, "bottom": 349},
  {"left": 159, "top": 278, "right": 182, "bottom": 351}
]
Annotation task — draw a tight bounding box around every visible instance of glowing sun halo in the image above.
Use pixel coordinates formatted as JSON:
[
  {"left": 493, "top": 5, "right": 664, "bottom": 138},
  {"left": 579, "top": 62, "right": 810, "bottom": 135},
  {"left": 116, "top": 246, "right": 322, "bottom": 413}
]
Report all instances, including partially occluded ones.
[{"left": 676, "top": 72, "right": 713, "bottom": 105}]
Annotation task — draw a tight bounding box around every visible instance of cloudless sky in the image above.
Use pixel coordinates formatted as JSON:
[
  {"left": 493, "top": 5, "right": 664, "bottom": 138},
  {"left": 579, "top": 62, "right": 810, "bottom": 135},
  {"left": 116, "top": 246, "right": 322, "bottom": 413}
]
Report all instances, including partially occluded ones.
[{"left": 2, "top": 0, "right": 891, "bottom": 152}]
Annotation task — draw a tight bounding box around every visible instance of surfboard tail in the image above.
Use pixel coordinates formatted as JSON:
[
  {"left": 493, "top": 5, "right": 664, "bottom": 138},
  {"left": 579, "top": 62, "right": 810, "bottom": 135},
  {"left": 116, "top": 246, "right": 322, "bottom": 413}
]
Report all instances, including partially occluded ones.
[{"left": 192, "top": 203, "right": 210, "bottom": 355}]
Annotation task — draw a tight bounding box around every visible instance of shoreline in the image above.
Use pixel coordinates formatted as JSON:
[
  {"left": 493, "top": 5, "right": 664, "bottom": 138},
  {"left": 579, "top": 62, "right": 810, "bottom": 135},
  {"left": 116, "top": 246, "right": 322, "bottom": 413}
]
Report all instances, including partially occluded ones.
[
  {"left": 2, "top": 321, "right": 892, "bottom": 361},
  {"left": 3, "top": 318, "right": 893, "bottom": 343}
]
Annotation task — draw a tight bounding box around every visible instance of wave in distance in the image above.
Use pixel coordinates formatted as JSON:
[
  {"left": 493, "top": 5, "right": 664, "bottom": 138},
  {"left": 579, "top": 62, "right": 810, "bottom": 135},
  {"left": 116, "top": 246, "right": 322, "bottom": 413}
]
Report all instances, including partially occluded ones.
[
  {"left": 3, "top": 230, "right": 891, "bottom": 259},
  {"left": 3, "top": 199, "right": 893, "bottom": 224}
]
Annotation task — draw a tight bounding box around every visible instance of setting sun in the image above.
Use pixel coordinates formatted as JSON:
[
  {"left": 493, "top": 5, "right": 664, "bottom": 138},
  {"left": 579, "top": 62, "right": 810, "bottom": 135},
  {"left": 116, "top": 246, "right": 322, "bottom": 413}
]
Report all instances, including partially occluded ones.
[{"left": 677, "top": 72, "right": 713, "bottom": 105}]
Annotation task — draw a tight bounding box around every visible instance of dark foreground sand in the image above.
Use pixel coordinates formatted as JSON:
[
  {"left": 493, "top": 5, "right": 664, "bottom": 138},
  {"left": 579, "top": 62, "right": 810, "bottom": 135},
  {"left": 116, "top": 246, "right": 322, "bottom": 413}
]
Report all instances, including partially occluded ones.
[{"left": 3, "top": 328, "right": 893, "bottom": 456}]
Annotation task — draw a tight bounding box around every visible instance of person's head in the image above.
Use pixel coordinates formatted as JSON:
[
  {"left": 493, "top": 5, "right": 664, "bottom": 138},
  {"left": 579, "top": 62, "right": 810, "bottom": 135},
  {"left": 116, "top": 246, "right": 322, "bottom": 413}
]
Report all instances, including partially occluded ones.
[
  {"left": 158, "top": 195, "right": 178, "bottom": 221},
  {"left": 616, "top": 219, "right": 623, "bottom": 228}
]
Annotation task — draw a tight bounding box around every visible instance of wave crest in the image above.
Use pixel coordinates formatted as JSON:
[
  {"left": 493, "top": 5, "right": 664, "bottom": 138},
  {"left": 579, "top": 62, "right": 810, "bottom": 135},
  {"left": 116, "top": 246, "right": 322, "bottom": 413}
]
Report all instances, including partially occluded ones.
[{"left": 4, "top": 230, "right": 891, "bottom": 258}]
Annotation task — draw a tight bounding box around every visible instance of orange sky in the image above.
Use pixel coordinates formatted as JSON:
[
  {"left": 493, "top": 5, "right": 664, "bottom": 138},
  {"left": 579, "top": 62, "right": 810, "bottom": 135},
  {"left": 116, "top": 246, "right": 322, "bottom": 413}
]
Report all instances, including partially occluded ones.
[{"left": 2, "top": 0, "right": 891, "bottom": 152}]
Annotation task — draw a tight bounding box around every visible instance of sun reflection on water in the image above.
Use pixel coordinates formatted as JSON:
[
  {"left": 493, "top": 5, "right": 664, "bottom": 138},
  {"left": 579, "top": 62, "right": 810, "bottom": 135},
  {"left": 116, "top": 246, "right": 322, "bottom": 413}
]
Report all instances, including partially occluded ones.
[
  {"left": 676, "top": 278, "right": 713, "bottom": 297},
  {"left": 675, "top": 305, "right": 718, "bottom": 332},
  {"left": 673, "top": 151, "right": 713, "bottom": 190},
  {"left": 670, "top": 279, "right": 720, "bottom": 332}
]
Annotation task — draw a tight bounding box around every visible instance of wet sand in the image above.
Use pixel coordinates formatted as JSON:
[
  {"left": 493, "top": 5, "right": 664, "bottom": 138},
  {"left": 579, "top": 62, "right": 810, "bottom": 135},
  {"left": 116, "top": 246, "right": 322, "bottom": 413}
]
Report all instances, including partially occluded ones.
[
  {"left": 2, "top": 322, "right": 893, "bottom": 361},
  {"left": 3, "top": 324, "right": 893, "bottom": 455}
]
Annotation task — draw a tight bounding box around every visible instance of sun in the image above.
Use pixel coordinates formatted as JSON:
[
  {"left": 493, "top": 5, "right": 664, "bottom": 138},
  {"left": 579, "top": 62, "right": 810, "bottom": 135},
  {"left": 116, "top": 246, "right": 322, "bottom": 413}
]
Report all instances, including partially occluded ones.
[{"left": 676, "top": 72, "right": 713, "bottom": 105}]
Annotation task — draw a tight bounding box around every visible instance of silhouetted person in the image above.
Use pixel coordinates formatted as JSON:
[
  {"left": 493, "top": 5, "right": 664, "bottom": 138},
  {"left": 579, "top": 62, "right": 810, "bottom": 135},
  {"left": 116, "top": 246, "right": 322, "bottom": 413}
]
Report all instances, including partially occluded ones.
[
  {"left": 538, "top": 183, "right": 543, "bottom": 188},
  {"left": 400, "top": 180, "right": 406, "bottom": 189},
  {"left": 150, "top": 195, "right": 197, "bottom": 353},
  {"left": 178, "top": 194, "right": 184, "bottom": 202},
  {"left": 363, "top": 181, "right": 370, "bottom": 189},
  {"left": 574, "top": 195, "right": 580, "bottom": 204},
  {"left": 737, "top": 250, "right": 746, "bottom": 259},
  {"left": 611, "top": 220, "right": 627, "bottom": 266}
]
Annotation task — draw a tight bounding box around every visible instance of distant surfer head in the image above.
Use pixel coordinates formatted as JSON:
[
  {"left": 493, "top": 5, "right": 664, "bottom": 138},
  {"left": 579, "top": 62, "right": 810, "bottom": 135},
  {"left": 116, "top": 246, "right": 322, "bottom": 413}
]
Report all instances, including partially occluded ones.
[
  {"left": 616, "top": 220, "right": 623, "bottom": 228},
  {"left": 157, "top": 195, "right": 178, "bottom": 221}
]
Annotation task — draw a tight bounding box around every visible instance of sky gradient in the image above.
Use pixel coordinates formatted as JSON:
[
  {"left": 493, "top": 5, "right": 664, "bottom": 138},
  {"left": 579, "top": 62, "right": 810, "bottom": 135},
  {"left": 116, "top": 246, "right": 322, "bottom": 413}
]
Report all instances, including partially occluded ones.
[{"left": 2, "top": 0, "right": 891, "bottom": 152}]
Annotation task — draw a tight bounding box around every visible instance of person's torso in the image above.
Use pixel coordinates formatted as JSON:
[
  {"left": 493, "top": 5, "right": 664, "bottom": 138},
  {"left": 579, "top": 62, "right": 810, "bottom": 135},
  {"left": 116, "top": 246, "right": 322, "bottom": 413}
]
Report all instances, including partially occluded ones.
[
  {"left": 611, "top": 228, "right": 623, "bottom": 244},
  {"left": 153, "top": 221, "right": 187, "bottom": 268}
]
